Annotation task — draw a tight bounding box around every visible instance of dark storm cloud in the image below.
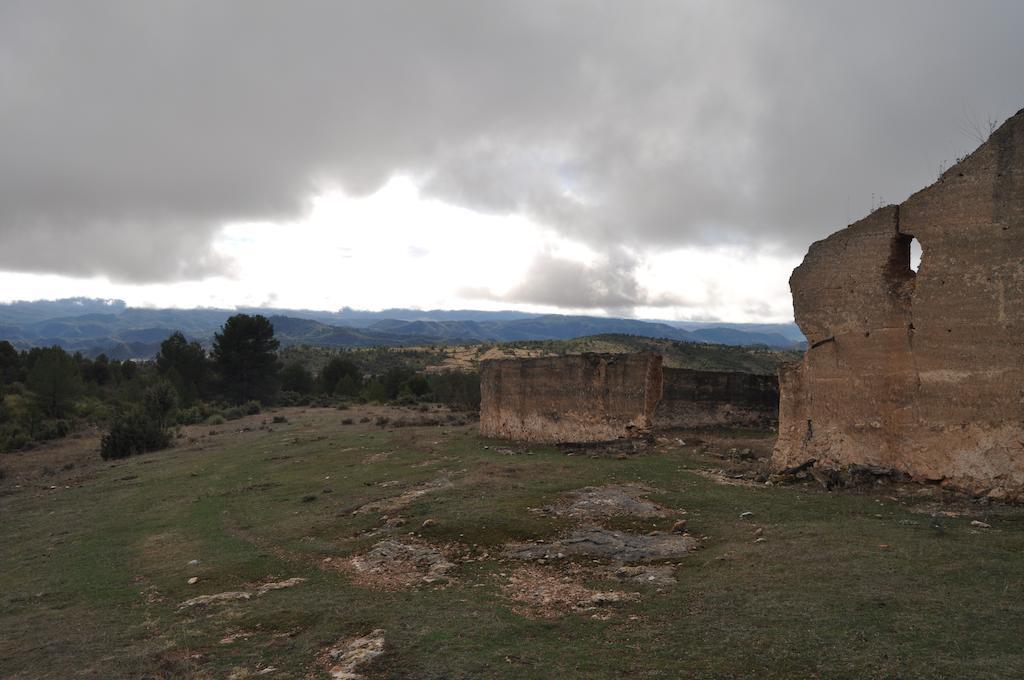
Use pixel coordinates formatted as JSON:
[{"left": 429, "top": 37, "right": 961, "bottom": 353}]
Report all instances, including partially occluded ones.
[{"left": 1, "top": 1, "right": 1022, "bottom": 287}]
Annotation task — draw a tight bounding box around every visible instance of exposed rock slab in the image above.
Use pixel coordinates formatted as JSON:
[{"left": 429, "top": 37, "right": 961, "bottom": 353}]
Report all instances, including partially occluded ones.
[
  {"left": 543, "top": 485, "right": 669, "bottom": 519},
  {"left": 321, "top": 629, "right": 385, "bottom": 680},
  {"left": 347, "top": 540, "right": 454, "bottom": 588},
  {"left": 506, "top": 526, "right": 698, "bottom": 564}
]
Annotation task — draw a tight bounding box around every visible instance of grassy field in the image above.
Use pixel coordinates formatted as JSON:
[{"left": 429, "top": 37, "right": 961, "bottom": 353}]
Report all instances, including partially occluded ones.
[{"left": 2, "top": 405, "right": 1023, "bottom": 679}]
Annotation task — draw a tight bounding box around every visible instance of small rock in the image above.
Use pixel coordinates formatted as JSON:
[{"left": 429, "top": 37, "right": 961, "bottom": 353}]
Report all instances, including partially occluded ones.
[
  {"left": 421, "top": 518, "right": 437, "bottom": 528},
  {"left": 671, "top": 519, "right": 688, "bottom": 533},
  {"left": 971, "top": 520, "right": 992, "bottom": 529},
  {"left": 188, "top": 559, "right": 201, "bottom": 567},
  {"left": 187, "top": 577, "right": 199, "bottom": 585},
  {"left": 740, "top": 511, "right": 754, "bottom": 519},
  {"left": 754, "top": 537, "right": 767, "bottom": 543},
  {"left": 753, "top": 527, "right": 764, "bottom": 537}
]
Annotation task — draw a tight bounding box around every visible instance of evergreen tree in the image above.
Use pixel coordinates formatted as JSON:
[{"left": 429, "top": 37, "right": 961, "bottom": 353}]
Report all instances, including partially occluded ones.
[{"left": 212, "top": 315, "right": 280, "bottom": 404}]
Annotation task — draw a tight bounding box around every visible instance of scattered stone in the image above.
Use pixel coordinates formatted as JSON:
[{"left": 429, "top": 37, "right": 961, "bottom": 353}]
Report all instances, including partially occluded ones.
[
  {"left": 971, "top": 520, "right": 992, "bottom": 529},
  {"left": 187, "top": 577, "right": 199, "bottom": 585},
  {"left": 671, "top": 519, "right": 688, "bottom": 533},
  {"left": 506, "top": 526, "right": 698, "bottom": 564},
  {"left": 753, "top": 527, "right": 764, "bottom": 537},
  {"left": 740, "top": 511, "right": 754, "bottom": 519},
  {"left": 421, "top": 518, "right": 437, "bottom": 529},
  {"left": 754, "top": 537, "right": 767, "bottom": 544},
  {"left": 187, "top": 559, "right": 201, "bottom": 567},
  {"left": 322, "top": 629, "right": 385, "bottom": 680}
]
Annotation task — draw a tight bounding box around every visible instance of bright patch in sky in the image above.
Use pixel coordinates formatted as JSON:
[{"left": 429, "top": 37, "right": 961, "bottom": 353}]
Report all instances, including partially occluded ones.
[{"left": 0, "top": 178, "right": 798, "bottom": 322}]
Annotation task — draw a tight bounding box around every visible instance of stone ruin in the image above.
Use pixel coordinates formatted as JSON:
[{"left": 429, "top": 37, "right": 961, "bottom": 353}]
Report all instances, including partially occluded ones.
[
  {"left": 773, "top": 108, "right": 1024, "bottom": 498},
  {"left": 479, "top": 352, "right": 778, "bottom": 443}
]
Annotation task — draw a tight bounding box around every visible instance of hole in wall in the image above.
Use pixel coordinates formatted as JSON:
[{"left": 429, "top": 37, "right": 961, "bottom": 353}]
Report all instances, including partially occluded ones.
[{"left": 909, "top": 237, "right": 922, "bottom": 272}]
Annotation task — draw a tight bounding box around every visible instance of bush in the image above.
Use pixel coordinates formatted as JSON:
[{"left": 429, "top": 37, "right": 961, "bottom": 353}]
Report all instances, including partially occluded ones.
[
  {"left": 206, "top": 414, "right": 226, "bottom": 425},
  {"left": 0, "top": 423, "right": 31, "bottom": 452},
  {"left": 243, "top": 400, "right": 261, "bottom": 416},
  {"left": 224, "top": 407, "right": 244, "bottom": 421},
  {"left": 100, "top": 408, "right": 172, "bottom": 460},
  {"left": 272, "top": 415, "right": 288, "bottom": 424},
  {"left": 177, "top": 405, "right": 205, "bottom": 425}
]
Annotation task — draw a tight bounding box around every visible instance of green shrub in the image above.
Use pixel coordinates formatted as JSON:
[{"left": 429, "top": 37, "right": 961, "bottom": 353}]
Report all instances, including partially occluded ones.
[
  {"left": 272, "top": 415, "right": 287, "bottom": 424},
  {"left": 100, "top": 408, "right": 172, "bottom": 460},
  {"left": 206, "top": 414, "right": 226, "bottom": 425},
  {"left": 223, "top": 407, "right": 243, "bottom": 421},
  {"left": 177, "top": 405, "right": 204, "bottom": 425},
  {"left": 243, "top": 400, "right": 261, "bottom": 415}
]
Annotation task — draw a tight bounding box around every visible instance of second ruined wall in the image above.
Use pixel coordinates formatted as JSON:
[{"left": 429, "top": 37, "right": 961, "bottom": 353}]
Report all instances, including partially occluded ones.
[
  {"left": 655, "top": 368, "right": 778, "bottom": 429},
  {"left": 774, "top": 108, "right": 1024, "bottom": 496},
  {"left": 479, "top": 353, "right": 663, "bottom": 443}
]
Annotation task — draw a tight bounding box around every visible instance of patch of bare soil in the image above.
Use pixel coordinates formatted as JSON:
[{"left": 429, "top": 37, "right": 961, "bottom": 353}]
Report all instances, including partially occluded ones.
[
  {"left": 507, "top": 526, "right": 699, "bottom": 564},
  {"left": 318, "top": 628, "right": 386, "bottom": 679},
  {"left": 541, "top": 484, "right": 669, "bottom": 519},
  {"left": 352, "top": 476, "right": 453, "bottom": 515},
  {"left": 345, "top": 540, "right": 454, "bottom": 589},
  {"left": 500, "top": 565, "right": 639, "bottom": 619}
]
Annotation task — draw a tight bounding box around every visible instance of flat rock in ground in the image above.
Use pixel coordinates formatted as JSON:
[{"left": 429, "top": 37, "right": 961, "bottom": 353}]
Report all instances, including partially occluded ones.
[
  {"left": 322, "top": 629, "right": 385, "bottom": 679},
  {"left": 544, "top": 485, "right": 669, "bottom": 519},
  {"left": 348, "top": 540, "right": 454, "bottom": 588},
  {"left": 507, "top": 526, "right": 698, "bottom": 564}
]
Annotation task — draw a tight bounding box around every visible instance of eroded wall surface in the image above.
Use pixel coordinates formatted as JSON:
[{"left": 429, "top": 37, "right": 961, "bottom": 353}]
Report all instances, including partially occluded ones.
[
  {"left": 773, "top": 108, "right": 1024, "bottom": 497},
  {"left": 656, "top": 368, "right": 778, "bottom": 429},
  {"left": 479, "top": 353, "right": 663, "bottom": 443}
]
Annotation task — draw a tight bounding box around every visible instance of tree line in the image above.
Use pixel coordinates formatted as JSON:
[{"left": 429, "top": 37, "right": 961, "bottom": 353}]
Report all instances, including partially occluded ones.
[{"left": 0, "top": 314, "right": 480, "bottom": 458}]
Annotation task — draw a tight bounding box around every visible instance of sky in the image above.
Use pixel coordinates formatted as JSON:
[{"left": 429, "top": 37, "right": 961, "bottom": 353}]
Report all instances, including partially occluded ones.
[{"left": 1, "top": 1, "right": 1022, "bottom": 322}]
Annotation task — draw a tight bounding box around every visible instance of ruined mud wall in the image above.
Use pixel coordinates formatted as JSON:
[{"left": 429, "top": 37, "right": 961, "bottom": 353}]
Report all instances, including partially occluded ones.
[
  {"left": 655, "top": 368, "right": 778, "bottom": 429},
  {"left": 479, "top": 353, "right": 663, "bottom": 443},
  {"left": 773, "top": 108, "right": 1024, "bottom": 497}
]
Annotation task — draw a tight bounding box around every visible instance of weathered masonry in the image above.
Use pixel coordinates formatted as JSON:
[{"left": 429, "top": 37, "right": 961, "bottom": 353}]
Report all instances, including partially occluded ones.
[
  {"left": 656, "top": 368, "right": 778, "bottom": 430},
  {"left": 479, "top": 353, "right": 663, "bottom": 443},
  {"left": 479, "top": 352, "right": 779, "bottom": 443},
  {"left": 773, "top": 108, "right": 1024, "bottom": 498}
]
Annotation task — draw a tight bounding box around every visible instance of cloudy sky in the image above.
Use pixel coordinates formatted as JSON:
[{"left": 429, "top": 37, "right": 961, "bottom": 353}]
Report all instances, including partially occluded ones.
[{"left": 1, "top": 1, "right": 1022, "bottom": 322}]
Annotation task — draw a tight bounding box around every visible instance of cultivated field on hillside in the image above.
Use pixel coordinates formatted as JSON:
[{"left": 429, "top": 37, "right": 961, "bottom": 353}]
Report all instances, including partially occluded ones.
[{"left": 2, "top": 406, "right": 1022, "bottom": 678}]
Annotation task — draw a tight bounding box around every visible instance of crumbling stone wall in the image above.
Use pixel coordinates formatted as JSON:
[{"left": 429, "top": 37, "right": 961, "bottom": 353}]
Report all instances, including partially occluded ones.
[
  {"left": 479, "top": 353, "right": 663, "bottom": 443},
  {"left": 656, "top": 368, "right": 778, "bottom": 429},
  {"left": 480, "top": 353, "right": 780, "bottom": 443},
  {"left": 773, "top": 108, "right": 1024, "bottom": 498}
]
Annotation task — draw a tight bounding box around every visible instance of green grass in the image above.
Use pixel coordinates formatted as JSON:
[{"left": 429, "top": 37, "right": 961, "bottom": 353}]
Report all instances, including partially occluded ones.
[{"left": 2, "top": 406, "right": 1022, "bottom": 678}]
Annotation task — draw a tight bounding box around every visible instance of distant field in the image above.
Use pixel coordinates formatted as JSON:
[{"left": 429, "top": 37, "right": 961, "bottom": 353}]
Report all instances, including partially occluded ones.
[{"left": 2, "top": 406, "right": 1022, "bottom": 678}]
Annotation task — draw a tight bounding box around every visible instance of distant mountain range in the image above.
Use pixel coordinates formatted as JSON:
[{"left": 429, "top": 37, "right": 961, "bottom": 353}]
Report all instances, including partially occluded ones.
[{"left": 0, "top": 298, "right": 805, "bottom": 359}]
